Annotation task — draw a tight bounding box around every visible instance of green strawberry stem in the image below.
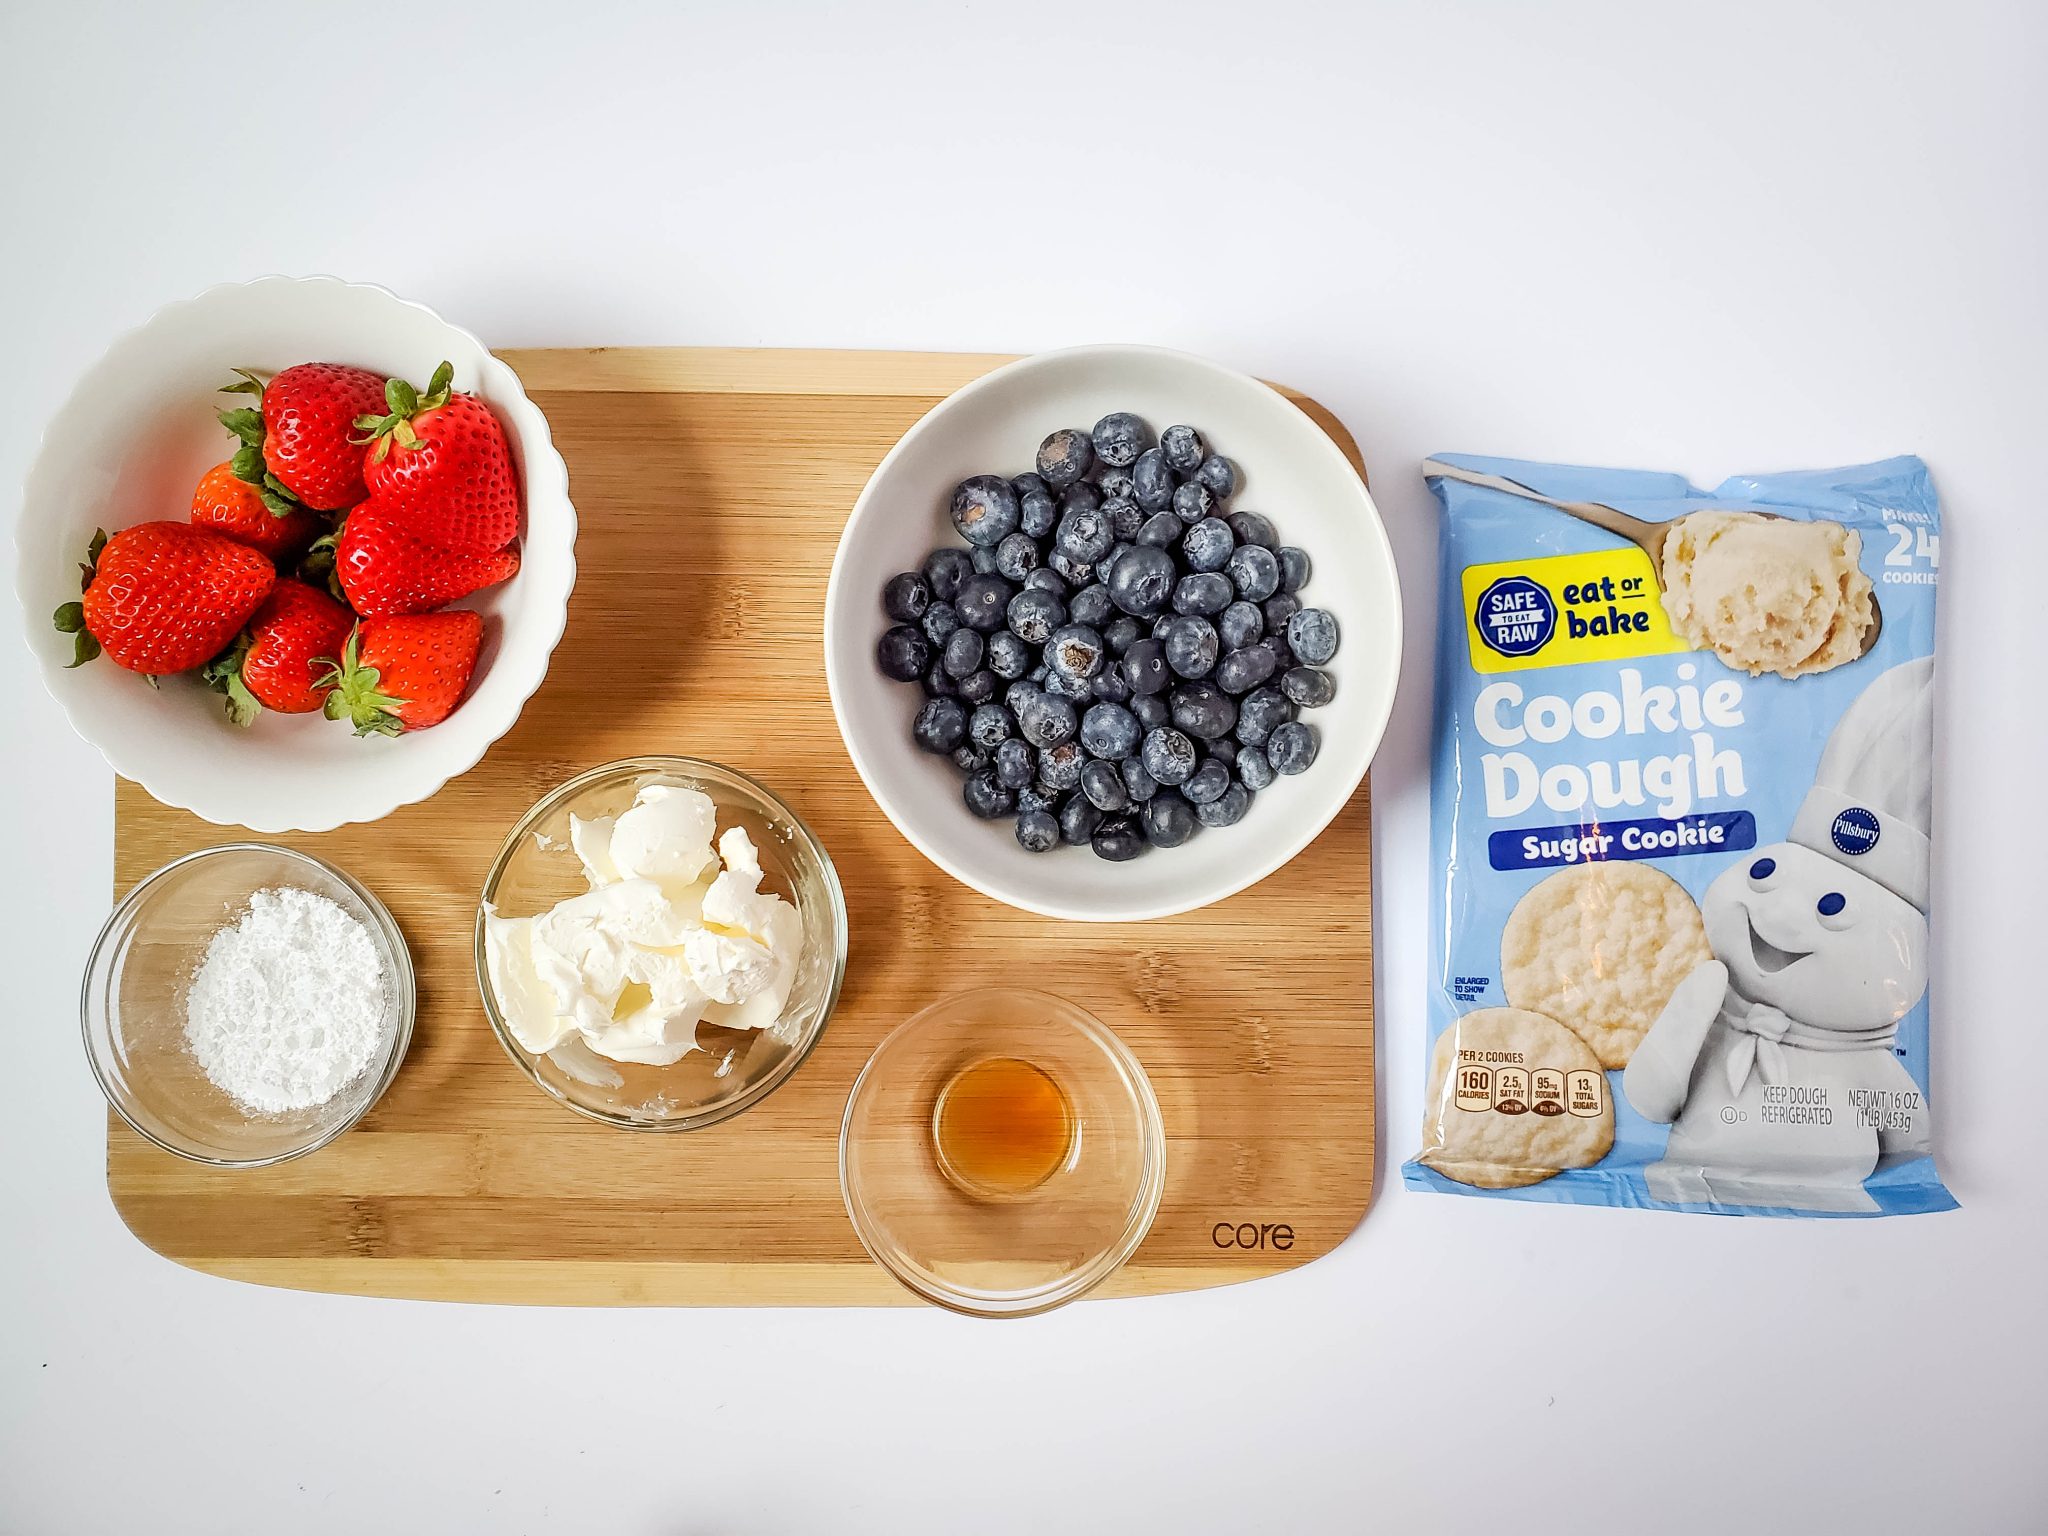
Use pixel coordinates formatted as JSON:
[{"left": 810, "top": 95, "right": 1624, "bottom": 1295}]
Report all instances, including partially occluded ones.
[
  {"left": 352, "top": 360, "right": 455, "bottom": 462},
  {"left": 218, "top": 372, "right": 303, "bottom": 518},
  {"left": 200, "top": 634, "right": 262, "bottom": 727},
  {"left": 316, "top": 627, "right": 410, "bottom": 737},
  {"left": 51, "top": 529, "right": 109, "bottom": 666}
]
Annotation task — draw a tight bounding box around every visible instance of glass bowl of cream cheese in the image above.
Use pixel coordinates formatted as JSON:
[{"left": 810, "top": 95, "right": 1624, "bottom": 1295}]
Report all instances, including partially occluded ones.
[{"left": 476, "top": 756, "right": 847, "bottom": 1130}]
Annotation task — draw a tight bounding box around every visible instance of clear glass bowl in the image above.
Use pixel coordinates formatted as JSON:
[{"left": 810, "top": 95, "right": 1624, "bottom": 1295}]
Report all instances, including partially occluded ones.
[
  {"left": 475, "top": 756, "right": 847, "bottom": 1130},
  {"left": 81, "top": 844, "right": 415, "bottom": 1166},
  {"left": 840, "top": 988, "right": 1166, "bottom": 1317}
]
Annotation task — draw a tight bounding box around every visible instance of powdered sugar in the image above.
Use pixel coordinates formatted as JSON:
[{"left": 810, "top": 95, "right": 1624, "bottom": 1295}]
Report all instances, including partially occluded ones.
[{"left": 183, "top": 885, "right": 390, "bottom": 1115}]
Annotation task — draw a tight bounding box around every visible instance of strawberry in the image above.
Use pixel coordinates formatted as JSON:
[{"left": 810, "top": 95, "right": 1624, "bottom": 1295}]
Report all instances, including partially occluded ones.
[
  {"left": 189, "top": 460, "right": 319, "bottom": 560},
  {"left": 331, "top": 499, "right": 520, "bottom": 618},
  {"left": 202, "top": 580, "right": 355, "bottom": 724},
  {"left": 355, "top": 362, "right": 521, "bottom": 551},
  {"left": 220, "top": 362, "right": 388, "bottom": 512},
  {"left": 319, "top": 611, "right": 484, "bottom": 735},
  {"left": 54, "top": 522, "right": 274, "bottom": 675}
]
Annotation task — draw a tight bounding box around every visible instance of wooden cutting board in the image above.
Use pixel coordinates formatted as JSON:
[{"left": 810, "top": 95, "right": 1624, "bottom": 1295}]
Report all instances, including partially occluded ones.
[{"left": 107, "top": 348, "right": 1376, "bottom": 1305}]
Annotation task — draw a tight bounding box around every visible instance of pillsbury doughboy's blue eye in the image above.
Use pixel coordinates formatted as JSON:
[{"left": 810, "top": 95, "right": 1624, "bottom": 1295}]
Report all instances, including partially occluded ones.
[
  {"left": 1749, "top": 857, "right": 1776, "bottom": 880},
  {"left": 1817, "top": 892, "right": 1846, "bottom": 916}
]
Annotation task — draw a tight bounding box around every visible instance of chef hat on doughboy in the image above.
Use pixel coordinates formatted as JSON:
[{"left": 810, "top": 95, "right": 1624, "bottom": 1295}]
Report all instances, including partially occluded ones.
[{"left": 1788, "top": 656, "right": 1935, "bottom": 911}]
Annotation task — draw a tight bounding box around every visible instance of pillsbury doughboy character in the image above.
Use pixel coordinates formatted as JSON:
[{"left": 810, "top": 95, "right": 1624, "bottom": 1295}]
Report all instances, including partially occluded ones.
[{"left": 1624, "top": 658, "right": 1935, "bottom": 1212}]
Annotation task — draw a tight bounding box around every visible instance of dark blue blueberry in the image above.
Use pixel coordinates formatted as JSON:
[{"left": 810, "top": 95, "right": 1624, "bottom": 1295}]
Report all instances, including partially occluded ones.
[
  {"left": 1277, "top": 546, "right": 1312, "bottom": 594},
  {"left": 1097, "top": 469, "right": 1135, "bottom": 500},
  {"left": 1060, "top": 793, "right": 1104, "bottom": 845},
  {"left": 942, "top": 626, "right": 985, "bottom": 678},
  {"left": 1287, "top": 607, "right": 1340, "bottom": 665},
  {"left": 971, "top": 545, "right": 1001, "bottom": 575},
  {"left": 913, "top": 697, "right": 969, "bottom": 754},
  {"left": 1104, "top": 496, "right": 1144, "bottom": 540},
  {"left": 883, "top": 571, "right": 931, "bottom": 623},
  {"left": 1181, "top": 517, "right": 1234, "bottom": 573},
  {"left": 1160, "top": 424, "right": 1206, "bottom": 474},
  {"left": 1182, "top": 758, "right": 1232, "bottom": 805},
  {"left": 1079, "top": 701, "right": 1142, "bottom": 759},
  {"left": 952, "top": 744, "right": 990, "bottom": 773},
  {"left": 1261, "top": 633, "right": 1296, "bottom": 673},
  {"left": 1818, "top": 892, "right": 1847, "bottom": 917},
  {"left": 1036, "top": 428, "right": 1094, "bottom": 489},
  {"left": 1129, "top": 691, "right": 1170, "bottom": 730},
  {"left": 1011, "top": 471, "right": 1051, "bottom": 502},
  {"left": 1017, "top": 692, "right": 1077, "bottom": 747},
  {"left": 1121, "top": 756, "right": 1160, "bottom": 801},
  {"left": 1235, "top": 686, "right": 1294, "bottom": 747},
  {"left": 1237, "top": 745, "right": 1275, "bottom": 790},
  {"left": 1281, "top": 666, "right": 1335, "bottom": 707},
  {"left": 1044, "top": 669, "right": 1094, "bottom": 701},
  {"left": 1039, "top": 738, "right": 1086, "bottom": 790},
  {"left": 1106, "top": 544, "right": 1175, "bottom": 617},
  {"left": 1015, "top": 810, "right": 1059, "bottom": 853},
  {"left": 1266, "top": 721, "right": 1318, "bottom": 775},
  {"left": 876, "top": 625, "right": 931, "bottom": 682},
  {"left": 1227, "top": 544, "right": 1280, "bottom": 601},
  {"left": 1017, "top": 781, "right": 1059, "bottom": 817},
  {"left": 963, "top": 769, "right": 1016, "bottom": 820},
  {"left": 1123, "top": 638, "right": 1171, "bottom": 695},
  {"left": 1056, "top": 505, "right": 1114, "bottom": 565},
  {"left": 1023, "top": 565, "right": 1067, "bottom": 594},
  {"left": 1141, "top": 726, "right": 1198, "bottom": 786},
  {"left": 1142, "top": 791, "right": 1197, "bottom": 847},
  {"left": 1091, "top": 668, "right": 1132, "bottom": 703},
  {"left": 958, "top": 669, "right": 997, "bottom": 705},
  {"left": 986, "top": 629, "right": 1033, "bottom": 679},
  {"left": 1081, "top": 758, "right": 1130, "bottom": 812},
  {"left": 1224, "top": 509, "right": 1273, "bottom": 548},
  {"left": 1216, "top": 645, "right": 1279, "bottom": 695},
  {"left": 1172, "top": 481, "right": 1214, "bottom": 524},
  {"left": 951, "top": 475, "right": 1021, "bottom": 547},
  {"left": 969, "top": 704, "right": 1014, "bottom": 749},
  {"left": 1161, "top": 614, "right": 1220, "bottom": 678},
  {"left": 1059, "top": 479, "right": 1103, "bottom": 519},
  {"left": 1172, "top": 573, "right": 1233, "bottom": 617},
  {"left": 1219, "top": 600, "right": 1264, "bottom": 652},
  {"left": 1262, "top": 591, "right": 1302, "bottom": 631},
  {"left": 1197, "top": 455, "right": 1238, "bottom": 499},
  {"left": 923, "top": 546, "right": 974, "bottom": 602},
  {"left": 1103, "top": 616, "right": 1142, "bottom": 656},
  {"left": 1131, "top": 447, "right": 1177, "bottom": 511},
  {"left": 1006, "top": 587, "right": 1065, "bottom": 644},
  {"left": 1170, "top": 681, "right": 1237, "bottom": 741},
  {"left": 1091, "top": 818, "right": 1146, "bottom": 861},
  {"left": 995, "top": 532, "right": 1041, "bottom": 581},
  {"left": 924, "top": 661, "right": 958, "bottom": 698},
  {"left": 1069, "top": 583, "right": 1115, "bottom": 627},
  {"left": 1019, "top": 489, "right": 1059, "bottom": 539},
  {"left": 1006, "top": 679, "right": 1045, "bottom": 713},
  {"left": 1048, "top": 550, "right": 1094, "bottom": 587},
  {"left": 1096, "top": 542, "right": 1129, "bottom": 583},
  {"left": 1046, "top": 625, "right": 1106, "bottom": 682},
  {"left": 1206, "top": 738, "right": 1239, "bottom": 769},
  {"left": 1091, "top": 412, "right": 1151, "bottom": 469},
  {"left": 1194, "top": 783, "right": 1251, "bottom": 828},
  {"left": 994, "top": 737, "right": 1036, "bottom": 789},
  {"left": 1136, "top": 510, "right": 1183, "bottom": 549},
  {"left": 955, "top": 574, "right": 1013, "bottom": 631}
]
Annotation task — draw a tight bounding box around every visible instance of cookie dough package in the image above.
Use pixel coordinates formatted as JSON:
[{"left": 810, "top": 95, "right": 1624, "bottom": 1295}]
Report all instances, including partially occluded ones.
[{"left": 1404, "top": 454, "right": 1956, "bottom": 1216}]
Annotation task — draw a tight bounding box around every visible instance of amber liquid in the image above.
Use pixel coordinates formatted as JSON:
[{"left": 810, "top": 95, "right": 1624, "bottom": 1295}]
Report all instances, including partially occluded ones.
[{"left": 932, "top": 1056, "right": 1075, "bottom": 1198}]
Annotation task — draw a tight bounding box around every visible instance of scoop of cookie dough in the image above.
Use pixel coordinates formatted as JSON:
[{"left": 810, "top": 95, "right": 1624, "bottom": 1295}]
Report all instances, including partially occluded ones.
[{"left": 1659, "top": 511, "right": 1874, "bottom": 679}]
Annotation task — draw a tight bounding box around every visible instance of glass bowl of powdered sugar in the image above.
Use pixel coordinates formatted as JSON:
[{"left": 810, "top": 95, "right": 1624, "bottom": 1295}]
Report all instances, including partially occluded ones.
[{"left": 81, "top": 843, "right": 414, "bottom": 1166}]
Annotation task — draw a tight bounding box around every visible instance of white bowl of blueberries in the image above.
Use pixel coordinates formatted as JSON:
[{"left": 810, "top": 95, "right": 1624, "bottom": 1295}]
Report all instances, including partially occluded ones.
[{"left": 823, "top": 344, "right": 1400, "bottom": 922}]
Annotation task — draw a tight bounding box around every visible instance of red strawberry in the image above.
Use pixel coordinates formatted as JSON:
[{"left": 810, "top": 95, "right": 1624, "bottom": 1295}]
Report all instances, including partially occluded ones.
[
  {"left": 332, "top": 499, "right": 519, "bottom": 618},
  {"left": 220, "top": 362, "right": 388, "bottom": 512},
  {"left": 319, "top": 611, "right": 484, "bottom": 735},
  {"left": 54, "top": 522, "right": 274, "bottom": 675},
  {"left": 190, "top": 460, "right": 319, "bottom": 560},
  {"left": 355, "top": 362, "right": 521, "bottom": 551},
  {"left": 203, "top": 581, "right": 356, "bottom": 724}
]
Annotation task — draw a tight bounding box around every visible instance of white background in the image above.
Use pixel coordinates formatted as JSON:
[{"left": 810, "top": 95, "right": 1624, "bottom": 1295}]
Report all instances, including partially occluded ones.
[{"left": 3, "top": 2, "right": 2043, "bottom": 1530}]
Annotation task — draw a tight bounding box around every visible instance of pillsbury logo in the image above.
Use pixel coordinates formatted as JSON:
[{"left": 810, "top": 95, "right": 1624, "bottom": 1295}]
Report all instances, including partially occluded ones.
[{"left": 1831, "top": 806, "right": 1881, "bottom": 856}]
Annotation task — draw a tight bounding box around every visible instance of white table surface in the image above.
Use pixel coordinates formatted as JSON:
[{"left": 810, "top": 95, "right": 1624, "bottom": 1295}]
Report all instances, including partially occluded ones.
[{"left": 4, "top": 2, "right": 2043, "bottom": 1530}]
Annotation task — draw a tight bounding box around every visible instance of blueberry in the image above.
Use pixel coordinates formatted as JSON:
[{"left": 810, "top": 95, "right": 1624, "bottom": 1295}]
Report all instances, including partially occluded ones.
[
  {"left": 1182, "top": 758, "right": 1232, "bottom": 805},
  {"left": 995, "top": 737, "right": 1036, "bottom": 789},
  {"left": 942, "top": 626, "right": 985, "bottom": 678},
  {"left": 1136, "top": 510, "right": 1183, "bottom": 549},
  {"left": 1228, "top": 544, "right": 1280, "bottom": 601},
  {"left": 952, "top": 744, "right": 990, "bottom": 772},
  {"left": 1235, "top": 686, "right": 1295, "bottom": 747},
  {"left": 914, "top": 697, "right": 969, "bottom": 754},
  {"left": 1006, "top": 679, "right": 1044, "bottom": 713},
  {"left": 1141, "top": 726, "right": 1198, "bottom": 785},
  {"left": 1097, "top": 469, "right": 1135, "bottom": 501},
  {"left": 1129, "top": 691, "right": 1170, "bottom": 730},
  {"left": 995, "top": 531, "right": 1041, "bottom": 581},
  {"left": 1266, "top": 720, "right": 1318, "bottom": 775},
  {"left": 1138, "top": 791, "right": 1196, "bottom": 848},
  {"left": 956, "top": 574, "right": 1014, "bottom": 631},
  {"left": 951, "top": 475, "right": 1021, "bottom": 547},
  {"left": 1043, "top": 670, "right": 1093, "bottom": 702},
  {"left": 1047, "top": 624, "right": 1106, "bottom": 681},
  {"left": 1080, "top": 701, "right": 1142, "bottom": 759},
  {"left": 1006, "top": 587, "right": 1065, "bottom": 644},
  {"left": 1104, "top": 543, "right": 1174, "bottom": 617},
  {"left": 1207, "top": 738, "right": 1239, "bottom": 769},
  {"left": 1081, "top": 758, "right": 1130, "bottom": 812},
  {"left": 1219, "top": 600, "right": 1264, "bottom": 652},
  {"left": 960, "top": 669, "right": 997, "bottom": 704},
  {"left": 967, "top": 704, "right": 1013, "bottom": 750},
  {"left": 1131, "top": 448, "right": 1177, "bottom": 511},
  {"left": 1091, "top": 668, "right": 1132, "bottom": 703},
  {"left": 1170, "top": 681, "right": 1237, "bottom": 740},
  {"left": 1096, "top": 543, "right": 1129, "bottom": 584},
  {"left": 1277, "top": 546, "right": 1312, "bottom": 593},
  {"left": 1196, "top": 455, "right": 1238, "bottom": 499},
  {"left": 1103, "top": 616, "right": 1142, "bottom": 655},
  {"left": 1160, "top": 424, "right": 1206, "bottom": 474},
  {"left": 1091, "top": 818, "right": 1147, "bottom": 861},
  {"left": 1123, "top": 637, "right": 1171, "bottom": 695},
  {"left": 1039, "top": 737, "right": 1086, "bottom": 790},
  {"left": 1104, "top": 496, "right": 1144, "bottom": 540},
  {"left": 1151, "top": 614, "right": 1178, "bottom": 639},
  {"left": 876, "top": 625, "right": 931, "bottom": 681},
  {"left": 882, "top": 571, "right": 931, "bottom": 623},
  {"left": 1017, "top": 692, "right": 1077, "bottom": 747},
  {"left": 923, "top": 546, "right": 974, "bottom": 602},
  {"left": 1091, "top": 412, "right": 1151, "bottom": 469},
  {"left": 1019, "top": 489, "right": 1059, "bottom": 539},
  {"left": 1037, "top": 428, "right": 1094, "bottom": 489},
  {"left": 1172, "top": 481, "right": 1215, "bottom": 524},
  {"left": 1261, "top": 633, "right": 1296, "bottom": 672},
  {"left": 1018, "top": 781, "right": 1059, "bottom": 816},
  {"left": 1194, "top": 783, "right": 1251, "bottom": 828},
  {"left": 924, "top": 661, "right": 957, "bottom": 698},
  {"left": 986, "top": 629, "right": 1033, "bottom": 679},
  {"left": 964, "top": 769, "right": 1016, "bottom": 819},
  {"left": 1216, "top": 645, "right": 1279, "bottom": 695},
  {"left": 1049, "top": 551, "right": 1094, "bottom": 587},
  {"left": 1023, "top": 566, "right": 1067, "bottom": 594},
  {"left": 1121, "top": 755, "right": 1161, "bottom": 803},
  {"left": 1060, "top": 793, "right": 1104, "bottom": 844},
  {"left": 1059, "top": 479, "right": 1103, "bottom": 519},
  {"left": 1015, "top": 810, "right": 1059, "bottom": 853},
  {"left": 1011, "top": 471, "right": 1051, "bottom": 501},
  {"left": 1069, "top": 583, "right": 1115, "bottom": 627},
  {"left": 971, "top": 545, "right": 1000, "bottom": 575},
  {"left": 1055, "top": 505, "right": 1114, "bottom": 565},
  {"left": 1223, "top": 513, "right": 1273, "bottom": 553},
  {"left": 1172, "top": 573, "right": 1233, "bottom": 617},
  {"left": 1181, "top": 517, "right": 1234, "bottom": 573},
  {"left": 1161, "top": 614, "right": 1220, "bottom": 678},
  {"left": 1287, "top": 608, "right": 1340, "bottom": 666},
  {"left": 1282, "top": 667, "right": 1335, "bottom": 707},
  {"left": 1262, "top": 591, "right": 1303, "bottom": 631},
  {"left": 1237, "top": 745, "right": 1275, "bottom": 790}
]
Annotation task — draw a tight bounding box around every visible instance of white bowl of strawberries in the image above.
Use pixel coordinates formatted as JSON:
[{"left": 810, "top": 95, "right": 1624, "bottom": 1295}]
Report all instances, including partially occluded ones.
[{"left": 15, "top": 276, "right": 575, "bottom": 833}]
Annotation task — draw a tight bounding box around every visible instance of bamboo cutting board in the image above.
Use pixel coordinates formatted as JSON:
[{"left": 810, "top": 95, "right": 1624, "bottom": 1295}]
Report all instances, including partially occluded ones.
[{"left": 107, "top": 348, "right": 1375, "bottom": 1305}]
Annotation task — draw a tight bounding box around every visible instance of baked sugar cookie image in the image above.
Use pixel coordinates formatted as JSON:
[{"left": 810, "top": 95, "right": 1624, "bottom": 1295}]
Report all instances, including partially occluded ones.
[
  {"left": 1418, "top": 1008, "right": 1614, "bottom": 1189},
  {"left": 1658, "top": 511, "right": 1875, "bottom": 679},
  {"left": 1503, "top": 861, "right": 1711, "bottom": 1069}
]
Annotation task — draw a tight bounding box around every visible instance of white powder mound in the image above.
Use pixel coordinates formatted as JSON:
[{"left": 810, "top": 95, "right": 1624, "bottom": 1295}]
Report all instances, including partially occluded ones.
[{"left": 183, "top": 885, "right": 390, "bottom": 1115}]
